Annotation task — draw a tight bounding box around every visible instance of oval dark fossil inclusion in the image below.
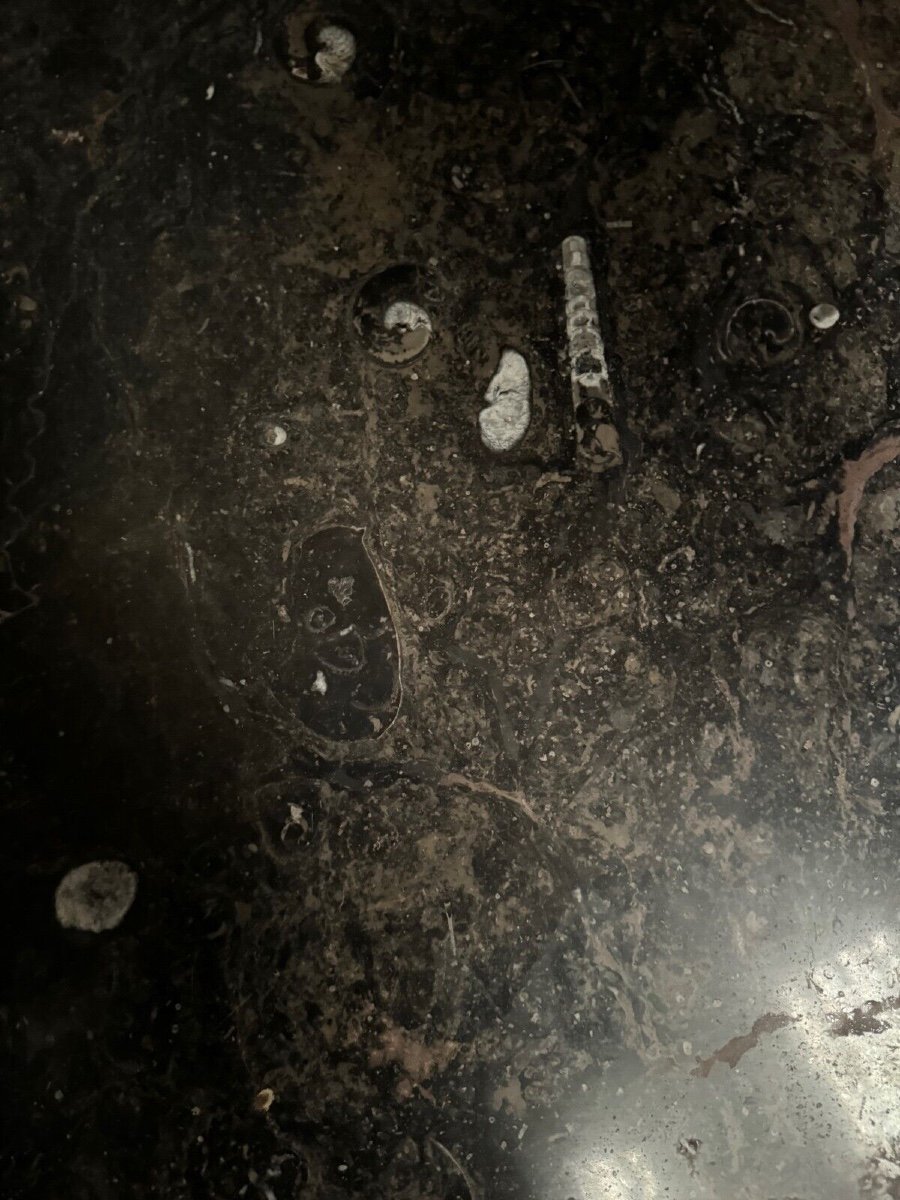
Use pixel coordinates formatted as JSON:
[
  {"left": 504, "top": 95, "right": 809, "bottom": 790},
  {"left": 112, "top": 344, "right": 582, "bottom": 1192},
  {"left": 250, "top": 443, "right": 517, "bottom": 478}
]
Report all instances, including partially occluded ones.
[{"left": 282, "top": 526, "right": 401, "bottom": 742}]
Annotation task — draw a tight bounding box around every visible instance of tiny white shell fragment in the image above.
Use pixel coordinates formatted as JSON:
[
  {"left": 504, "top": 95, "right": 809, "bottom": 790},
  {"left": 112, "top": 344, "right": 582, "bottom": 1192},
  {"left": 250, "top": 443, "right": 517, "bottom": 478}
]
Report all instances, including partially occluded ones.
[
  {"left": 260, "top": 423, "right": 288, "bottom": 447},
  {"left": 383, "top": 301, "right": 432, "bottom": 335},
  {"left": 478, "top": 349, "right": 531, "bottom": 452},
  {"left": 809, "top": 302, "right": 840, "bottom": 330},
  {"left": 55, "top": 861, "right": 138, "bottom": 933},
  {"left": 315, "top": 25, "right": 356, "bottom": 84},
  {"left": 312, "top": 670, "right": 328, "bottom": 695}
]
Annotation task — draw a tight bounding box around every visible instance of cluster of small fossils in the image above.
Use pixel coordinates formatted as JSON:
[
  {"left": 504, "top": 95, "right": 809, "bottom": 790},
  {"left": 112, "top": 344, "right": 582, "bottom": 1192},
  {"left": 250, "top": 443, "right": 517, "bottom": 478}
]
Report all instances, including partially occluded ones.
[
  {"left": 276, "top": 14, "right": 858, "bottom": 475},
  {"left": 277, "top": 14, "right": 621, "bottom": 462},
  {"left": 44, "top": 10, "right": 900, "bottom": 943}
]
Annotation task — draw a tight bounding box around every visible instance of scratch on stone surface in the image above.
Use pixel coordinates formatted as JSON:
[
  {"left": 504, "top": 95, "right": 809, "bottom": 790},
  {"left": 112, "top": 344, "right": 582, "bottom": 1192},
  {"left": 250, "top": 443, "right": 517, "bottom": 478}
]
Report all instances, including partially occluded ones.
[
  {"left": 708, "top": 84, "right": 743, "bottom": 126},
  {"left": 742, "top": 0, "right": 795, "bottom": 26},
  {"left": 691, "top": 1012, "right": 796, "bottom": 1078},
  {"left": 835, "top": 431, "right": 900, "bottom": 580},
  {"left": 428, "top": 1138, "right": 482, "bottom": 1200},
  {"left": 444, "top": 906, "right": 457, "bottom": 960}
]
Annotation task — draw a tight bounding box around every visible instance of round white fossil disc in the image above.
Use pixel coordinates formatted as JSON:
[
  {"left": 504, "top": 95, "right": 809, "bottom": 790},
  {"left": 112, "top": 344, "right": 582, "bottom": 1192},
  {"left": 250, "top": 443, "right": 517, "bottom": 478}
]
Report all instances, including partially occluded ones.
[
  {"left": 809, "top": 302, "right": 840, "bottom": 331},
  {"left": 54, "top": 861, "right": 138, "bottom": 933}
]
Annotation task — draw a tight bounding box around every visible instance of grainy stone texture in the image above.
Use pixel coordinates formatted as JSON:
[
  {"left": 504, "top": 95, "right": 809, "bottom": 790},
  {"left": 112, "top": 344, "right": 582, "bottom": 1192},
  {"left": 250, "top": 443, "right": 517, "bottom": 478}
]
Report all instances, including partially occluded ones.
[{"left": 2, "top": 1, "right": 900, "bottom": 1198}]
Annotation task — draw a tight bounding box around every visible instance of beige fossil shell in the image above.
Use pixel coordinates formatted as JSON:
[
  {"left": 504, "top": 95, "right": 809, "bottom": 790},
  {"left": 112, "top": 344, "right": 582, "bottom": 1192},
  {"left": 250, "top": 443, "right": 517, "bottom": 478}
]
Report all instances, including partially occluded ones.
[{"left": 478, "top": 349, "right": 531, "bottom": 452}]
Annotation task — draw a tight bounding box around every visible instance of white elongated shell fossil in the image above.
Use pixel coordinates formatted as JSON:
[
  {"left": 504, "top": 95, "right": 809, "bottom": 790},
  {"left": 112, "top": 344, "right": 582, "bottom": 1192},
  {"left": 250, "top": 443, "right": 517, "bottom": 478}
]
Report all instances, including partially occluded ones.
[
  {"left": 55, "top": 861, "right": 138, "bottom": 932},
  {"left": 315, "top": 25, "right": 356, "bottom": 83},
  {"left": 562, "top": 235, "right": 609, "bottom": 391},
  {"left": 478, "top": 349, "right": 531, "bottom": 452}
]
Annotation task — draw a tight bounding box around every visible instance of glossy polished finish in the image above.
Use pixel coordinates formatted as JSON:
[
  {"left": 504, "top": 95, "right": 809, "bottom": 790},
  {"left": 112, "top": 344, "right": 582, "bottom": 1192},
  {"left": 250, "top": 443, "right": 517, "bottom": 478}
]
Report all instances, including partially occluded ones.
[{"left": 2, "top": 1, "right": 900, "bottom": 1198}]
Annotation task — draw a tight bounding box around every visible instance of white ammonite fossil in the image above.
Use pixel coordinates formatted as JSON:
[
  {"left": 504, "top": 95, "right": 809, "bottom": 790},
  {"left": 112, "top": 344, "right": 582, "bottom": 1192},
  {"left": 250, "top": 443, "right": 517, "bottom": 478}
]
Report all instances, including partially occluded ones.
[
  {"left": 309, "top": 24, "right": 356, "bottom": 84},
  {"left": 383, "top": 301, "right": 432, "bottom": 336}
]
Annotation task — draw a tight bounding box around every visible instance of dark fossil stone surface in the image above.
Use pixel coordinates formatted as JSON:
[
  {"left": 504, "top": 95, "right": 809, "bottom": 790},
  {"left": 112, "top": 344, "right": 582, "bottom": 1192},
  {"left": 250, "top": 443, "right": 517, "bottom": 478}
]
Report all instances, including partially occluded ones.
[{"left": 3, "top": 1, "right": 900, "bottom": 1197}]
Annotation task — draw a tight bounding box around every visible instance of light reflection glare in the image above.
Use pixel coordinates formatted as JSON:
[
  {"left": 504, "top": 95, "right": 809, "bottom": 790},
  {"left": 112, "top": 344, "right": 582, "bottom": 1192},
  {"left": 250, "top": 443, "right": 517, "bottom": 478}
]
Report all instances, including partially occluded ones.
[{"left": 544, "top": 896, "right": 900, "bottom": 1199}]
